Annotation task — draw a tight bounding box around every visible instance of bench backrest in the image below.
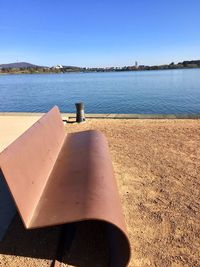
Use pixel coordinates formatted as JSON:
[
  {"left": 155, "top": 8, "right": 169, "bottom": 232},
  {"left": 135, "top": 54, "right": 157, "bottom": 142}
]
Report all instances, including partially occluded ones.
[{"left": 0, "top": 106, "right": 65, "bottom": 226}]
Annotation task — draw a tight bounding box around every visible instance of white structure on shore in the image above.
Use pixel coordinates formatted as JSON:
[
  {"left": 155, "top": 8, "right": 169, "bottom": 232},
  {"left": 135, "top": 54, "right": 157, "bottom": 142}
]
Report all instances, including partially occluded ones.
[{"left": 53, "top": 64, "right": 63, "bottom": 69}]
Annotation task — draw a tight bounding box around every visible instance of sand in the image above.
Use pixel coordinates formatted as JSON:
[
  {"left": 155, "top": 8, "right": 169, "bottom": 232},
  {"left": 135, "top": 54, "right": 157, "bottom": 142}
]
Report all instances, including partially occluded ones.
[
  {"left": 0, "top": 116, "right": 200, "bottom": 267},
  {"left": 0, "top": 115, "right": 40, "bottom": 152}
]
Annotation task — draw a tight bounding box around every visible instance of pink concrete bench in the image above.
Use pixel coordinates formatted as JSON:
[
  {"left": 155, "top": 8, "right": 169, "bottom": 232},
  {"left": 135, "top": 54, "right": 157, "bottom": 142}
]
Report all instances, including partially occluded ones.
[{"left": 0, "top": 106, "right": 130, "bottom": 266}]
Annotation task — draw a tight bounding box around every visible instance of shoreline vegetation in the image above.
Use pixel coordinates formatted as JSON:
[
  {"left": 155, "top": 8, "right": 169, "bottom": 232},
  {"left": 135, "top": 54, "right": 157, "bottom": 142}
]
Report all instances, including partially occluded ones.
[{"left": 0, "top": 60, "right": 200, "bottom": 75}]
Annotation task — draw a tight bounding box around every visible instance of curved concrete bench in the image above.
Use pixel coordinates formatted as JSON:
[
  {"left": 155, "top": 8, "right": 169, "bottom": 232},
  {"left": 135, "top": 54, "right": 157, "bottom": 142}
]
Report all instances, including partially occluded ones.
[{"left": 0, "top": 106, "right": 131, "bottom": 266}]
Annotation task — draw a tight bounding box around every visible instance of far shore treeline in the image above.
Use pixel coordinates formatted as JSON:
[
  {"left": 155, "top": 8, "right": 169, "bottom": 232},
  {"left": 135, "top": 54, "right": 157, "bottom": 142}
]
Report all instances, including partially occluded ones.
[{"left": 0, "top": 60, "right": 200, "bottom": 74}]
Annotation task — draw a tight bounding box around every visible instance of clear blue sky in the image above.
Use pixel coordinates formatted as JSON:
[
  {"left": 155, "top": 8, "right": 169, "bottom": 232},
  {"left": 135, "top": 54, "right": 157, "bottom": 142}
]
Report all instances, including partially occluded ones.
[{"left": 0, "top": 0, "right": 200, "bottom": 67}]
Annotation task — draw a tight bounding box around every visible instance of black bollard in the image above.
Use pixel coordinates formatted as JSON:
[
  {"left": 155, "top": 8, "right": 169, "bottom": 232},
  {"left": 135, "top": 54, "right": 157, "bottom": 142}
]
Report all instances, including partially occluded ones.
[{"left": 75, "top": 102, "right": 86, "bottom": 123}]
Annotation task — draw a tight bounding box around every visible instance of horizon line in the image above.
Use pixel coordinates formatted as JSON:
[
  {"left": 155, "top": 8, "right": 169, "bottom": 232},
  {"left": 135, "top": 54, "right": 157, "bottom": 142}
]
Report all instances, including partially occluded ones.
[{"left": 1, "top": 58, "right": 200, "bottom": 69}]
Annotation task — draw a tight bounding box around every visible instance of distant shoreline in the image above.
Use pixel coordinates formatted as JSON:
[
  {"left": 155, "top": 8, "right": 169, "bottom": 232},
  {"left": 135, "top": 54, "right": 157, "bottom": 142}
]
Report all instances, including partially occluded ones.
[
  {"left": 0, "top": 67, "right": 200, "bottom": 75},
  {"left": 0, "top": 60, "right": 200, "bottom": 75}
]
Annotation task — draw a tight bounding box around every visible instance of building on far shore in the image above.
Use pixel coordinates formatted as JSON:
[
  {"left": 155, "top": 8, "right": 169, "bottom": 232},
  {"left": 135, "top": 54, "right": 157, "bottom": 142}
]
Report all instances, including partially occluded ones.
[{"left": 53, "top": 65, "right": 63, "bottom": 69}]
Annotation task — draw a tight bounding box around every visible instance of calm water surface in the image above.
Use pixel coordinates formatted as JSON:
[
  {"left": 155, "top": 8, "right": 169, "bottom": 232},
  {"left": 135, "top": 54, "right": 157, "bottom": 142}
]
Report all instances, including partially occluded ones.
[{"left": 0, "top": 69, "right": 200, "bottom": 114}]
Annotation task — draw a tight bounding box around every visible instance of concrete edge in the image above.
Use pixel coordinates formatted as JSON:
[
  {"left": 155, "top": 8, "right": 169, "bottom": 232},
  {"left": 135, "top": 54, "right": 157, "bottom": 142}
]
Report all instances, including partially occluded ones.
[{"left": 0, "top": 112, "right": 200, "bottom": 119}]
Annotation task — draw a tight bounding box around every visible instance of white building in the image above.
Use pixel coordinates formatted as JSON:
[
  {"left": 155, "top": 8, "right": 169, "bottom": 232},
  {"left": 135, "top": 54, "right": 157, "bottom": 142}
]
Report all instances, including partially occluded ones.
[{"left": 54, "top": 64, "right": 63, "bottom": 69}]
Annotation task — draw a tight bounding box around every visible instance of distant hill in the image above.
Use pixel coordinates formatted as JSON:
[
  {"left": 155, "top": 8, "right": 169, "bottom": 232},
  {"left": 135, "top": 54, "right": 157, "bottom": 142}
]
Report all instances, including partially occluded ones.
[{"left": 0, "top": 62, "right": 45, "bottom": 69}]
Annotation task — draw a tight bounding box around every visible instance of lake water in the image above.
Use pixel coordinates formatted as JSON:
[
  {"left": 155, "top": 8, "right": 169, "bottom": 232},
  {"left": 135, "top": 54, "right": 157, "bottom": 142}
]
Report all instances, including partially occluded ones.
[{"left": 0, "top": 69, "right": 200, "bottom": 114}]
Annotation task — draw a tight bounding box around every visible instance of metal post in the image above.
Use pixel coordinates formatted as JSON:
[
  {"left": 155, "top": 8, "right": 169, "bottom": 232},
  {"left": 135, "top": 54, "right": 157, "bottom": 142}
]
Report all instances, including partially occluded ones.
[{"left": 75, "top": 102, "right": 86, "bottom": 123}]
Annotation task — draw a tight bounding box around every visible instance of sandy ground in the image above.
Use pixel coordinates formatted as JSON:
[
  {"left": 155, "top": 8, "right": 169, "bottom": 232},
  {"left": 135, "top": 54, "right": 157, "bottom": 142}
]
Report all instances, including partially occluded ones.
[
  {"left": 0, "top": 117, "right": 200, "bottom": 267},
  {"left": 0, "top": 116, "right": 39, "bottom": 152}
]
